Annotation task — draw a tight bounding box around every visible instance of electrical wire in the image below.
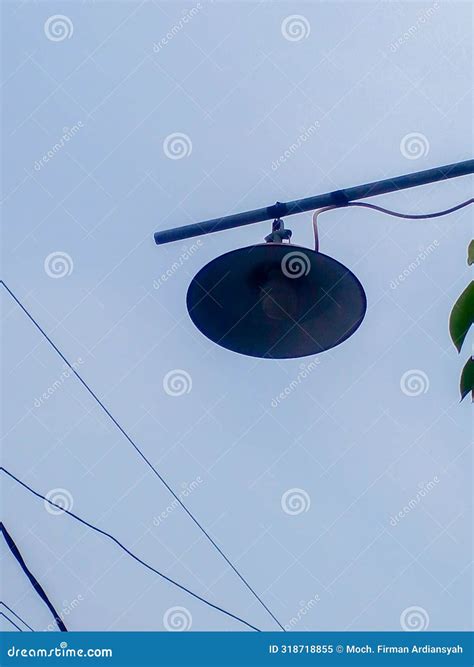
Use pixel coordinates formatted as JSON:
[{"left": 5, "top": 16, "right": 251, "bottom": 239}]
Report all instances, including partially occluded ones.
[
  {"left": 0, "top": 602, "right": 34, "bottom": 631},
  {"left": 0, "top": 523, "right": 67, "bottom": 631},
  {"left": 0, "top": 280, "right": 284, "bottom": 632},
  {"left": 1, "top": 467, "right": 261, "bottom": 632},
  {"left": 312, "top": 207, "right": 336, "bottom": 252},
  {"left": 347, "top": 198, "right": 474, "bottom": 218},
  {"left": 0, "top": 612, "right": 23, "bottom": 632},
  {"left": 312, "top": 198, "right": 474, "bottom": 250}
]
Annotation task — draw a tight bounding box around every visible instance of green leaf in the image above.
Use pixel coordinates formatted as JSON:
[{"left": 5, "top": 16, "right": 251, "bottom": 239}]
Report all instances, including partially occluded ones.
[
  {"left": 460, "top": 356, "right": 474, "bottom": 401},
  {"left": 449, "top": 281, "right": 474, "bottom": 352},
  {"left": 468, "top": 240, "right": 474, "bottom": 266}
]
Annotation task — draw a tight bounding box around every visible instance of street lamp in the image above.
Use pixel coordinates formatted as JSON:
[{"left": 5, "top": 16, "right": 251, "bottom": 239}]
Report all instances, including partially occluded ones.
[{"left": 154, "top": 160, "right": 473, "bottom": 359}]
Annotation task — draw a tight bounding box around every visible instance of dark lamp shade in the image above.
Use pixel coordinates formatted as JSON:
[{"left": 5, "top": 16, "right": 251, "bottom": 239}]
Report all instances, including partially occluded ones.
[{"left": 186, "top": 244, "right": 366, "bottom": 359}]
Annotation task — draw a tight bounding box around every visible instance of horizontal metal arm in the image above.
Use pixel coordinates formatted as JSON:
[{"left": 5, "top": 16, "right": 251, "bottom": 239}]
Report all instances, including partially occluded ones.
[{"left": 154, "top": 159, "right": 474, "bottom": 245}]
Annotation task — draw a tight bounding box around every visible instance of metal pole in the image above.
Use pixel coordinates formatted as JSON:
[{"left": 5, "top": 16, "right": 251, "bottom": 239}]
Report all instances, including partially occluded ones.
[{"left": 154, "top": 159, "right": 474, "bottom": 245}]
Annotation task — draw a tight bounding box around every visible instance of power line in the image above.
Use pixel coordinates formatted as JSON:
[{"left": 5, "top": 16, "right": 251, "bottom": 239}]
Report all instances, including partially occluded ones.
[
  {"left": 1, "top": 467, "right": 261, "bottom": 632},
  {"left": 0, "top": 280, "right": 283, "bottom": 631},
  {"left": 0, "top": 612, "right": 23, "bottom": 632},
  {"left": 0, "top": 523, "right": 66, "bottom": 631},
  {"left": 312, "top": 197, "right": 474, "bottom": 249},
  {"left": 346, "top": 197, "right": 474, "bottom": 219},
  {"left": 0, "top": 602, "right": 34, "bottom": 631}
]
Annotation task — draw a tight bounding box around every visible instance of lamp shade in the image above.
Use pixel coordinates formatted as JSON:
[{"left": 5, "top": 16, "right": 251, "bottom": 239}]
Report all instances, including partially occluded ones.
[{"left": 186, "top": 243, "right": 366, "bottom": 359}]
